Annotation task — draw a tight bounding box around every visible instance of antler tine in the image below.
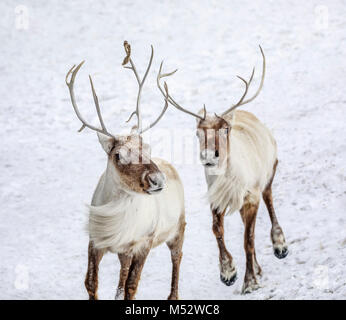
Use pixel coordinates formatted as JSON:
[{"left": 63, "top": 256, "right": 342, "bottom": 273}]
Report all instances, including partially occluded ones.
[
  {"left": 123, "top": 41, "right": 140, "bottom": 85},
  {"left": 89, "top": 75, "right": 108, "bottom": 132},
  {"left": 157, "top": 61, "right": 206, "bottom": 121},
  {"left": 65, "top": 61, "right": 114, "bottom": 138},
  {"left": 222, "top": 73, "right": 251, "bottom": 115},
  {"left": 238, "top": 45, "right": 266, "bottom": 106},
  {"left": 222, "top": 45, "right": 265, "bottom": 115},
  {"left": 122, "top": 41, "right": 154, "bottom": 133},
  {"left": 140, "top": 82, "right": 169, "bottom": 134},
  {"left": 202, "top": 104, "right": 207, "bottom": 120}
]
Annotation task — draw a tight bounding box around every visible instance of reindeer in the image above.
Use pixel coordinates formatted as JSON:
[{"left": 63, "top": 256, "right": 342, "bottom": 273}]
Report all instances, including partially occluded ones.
[
  {"left": 157, "top": 46, "right": 288, "bottom": 294},
  {"left": 65, "top": 42, "right": 186, "bottom": 300}
]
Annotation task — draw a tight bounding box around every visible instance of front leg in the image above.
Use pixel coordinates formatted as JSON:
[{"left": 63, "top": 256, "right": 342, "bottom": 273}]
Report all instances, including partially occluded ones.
[
  {"left": 212, "top": 208, "right": 237, "bottom": 286},
  {"left": 124, "top": 242, "right": 152, "bottom": 300},
  {"left": 240, "top": 201, "right": 260, "bottom": 294},
  {"left": 115, "top": 253, "right": 132, "bottom": 300},
  {"left": 85, "top": 241, "right": 104, "bottom": 300}
]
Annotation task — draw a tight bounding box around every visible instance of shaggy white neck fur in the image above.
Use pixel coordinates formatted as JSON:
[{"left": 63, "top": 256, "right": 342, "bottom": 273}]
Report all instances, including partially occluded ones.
[
  {"left": 206, "top": 139, "right": 249, "bottom": 215},
  {"left": 88, "top": 158, "right": 184, "bottom": 254}
]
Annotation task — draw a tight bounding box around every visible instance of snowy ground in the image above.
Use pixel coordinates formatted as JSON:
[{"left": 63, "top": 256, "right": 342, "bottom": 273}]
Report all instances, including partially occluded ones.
[{"left": 1, "top": 0, "right": 346, "bottom": 300}]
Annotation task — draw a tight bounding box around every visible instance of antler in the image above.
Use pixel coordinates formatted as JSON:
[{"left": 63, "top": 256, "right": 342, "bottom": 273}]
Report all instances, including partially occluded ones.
[
  {"left": 140, "top": 82, "right": 170, "bottom": 133},
  {"left": 157, "top": 61, "right": 206, "bottom": 121},
  {"left": 222, "top": 45, "right": 266, "bottom": 116},
  {"left": 123, "top": 41, "right": 172, "bottom": 134},
  {"left": 122, "top": 41, "right": 154, "bottom": 134},
  {"left": 65, "top": 61, "right": 115, "bottom": 138}
]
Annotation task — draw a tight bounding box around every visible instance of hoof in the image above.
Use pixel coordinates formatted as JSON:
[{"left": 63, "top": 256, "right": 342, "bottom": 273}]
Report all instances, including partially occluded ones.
[
  {"left": 271, "top": 226, "right": 288, "bottom": 259},
  {"left": 219, "top": 258, "right": 237, "bottom": 286},
  {"left": 274, "top": 246, "right": 289, "bottom": 259},
  {"left": 242, "top": 282, "right": 260, "bottom": 294},
  {"left": 241, "top": 278, "right": 260, "bottom": 294},
  {"left": 220, "top": 272, "right": 237, "bottom": 286},
  {"left": 115, "top": 288, "right": 124, "bottom": 300}
]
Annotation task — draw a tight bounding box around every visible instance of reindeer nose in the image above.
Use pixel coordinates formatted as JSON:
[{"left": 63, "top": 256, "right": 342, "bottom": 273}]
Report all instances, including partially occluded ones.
[
  {"left": 200, "top": 150, "right": 207, "bottom": 160},
  {"left": 200, "top": 149, "right": 219, "bottom": 167},
  {"left": 145, "top": 172, "right": 165, "bottom": 194}
]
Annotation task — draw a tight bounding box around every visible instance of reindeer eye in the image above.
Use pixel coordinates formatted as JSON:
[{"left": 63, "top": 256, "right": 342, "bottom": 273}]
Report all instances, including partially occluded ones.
[{"left": 115, "top": 153, "right": 120, "bottom": 161}]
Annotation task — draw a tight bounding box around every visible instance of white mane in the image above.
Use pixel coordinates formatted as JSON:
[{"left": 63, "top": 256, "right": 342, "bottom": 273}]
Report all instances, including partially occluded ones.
[
  {"left": 88, "top": 165, "right": 184, "bottom": 254},
  {"left": 88, "top": 194, "right": 157, "bottom": 253}
]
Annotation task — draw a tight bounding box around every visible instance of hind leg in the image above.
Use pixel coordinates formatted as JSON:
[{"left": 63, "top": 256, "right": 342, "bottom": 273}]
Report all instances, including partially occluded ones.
[
  {"left": 166, "top": 215, "right": 186, "bottom": 300},
  {"left": 263, "top": 160, "right": 288, "bottom": 259}
]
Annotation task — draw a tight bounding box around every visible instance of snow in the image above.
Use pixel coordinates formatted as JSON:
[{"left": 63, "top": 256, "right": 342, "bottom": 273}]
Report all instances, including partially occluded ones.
[{"left": 1, "top": 0, "right": 346, "bottom": 300}]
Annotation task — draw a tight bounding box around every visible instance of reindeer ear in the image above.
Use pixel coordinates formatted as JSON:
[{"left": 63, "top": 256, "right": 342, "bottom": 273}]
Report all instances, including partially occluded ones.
[
  {"left": 221, "top": 112, "right": 234, "bottom": 128},
  {"left": 196, "top": 108, "right": 205, "bottom": 125},
  {"left": 223, "top": 117, "right": 232, "bottom": 129},
  {"left": 130, "top": 125, "right": 138, "bottom": 134},
  {"left": 97, "top": 132, "right": 115, "bottom": 154}
]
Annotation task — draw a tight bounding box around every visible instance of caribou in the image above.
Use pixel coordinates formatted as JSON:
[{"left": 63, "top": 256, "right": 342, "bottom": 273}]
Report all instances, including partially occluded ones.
[
  {"left": 157, "top": 46, "right": 288, "bottom": 294},
  {"left": 65, "top": 41, "right": 186, "bottom": 300}
]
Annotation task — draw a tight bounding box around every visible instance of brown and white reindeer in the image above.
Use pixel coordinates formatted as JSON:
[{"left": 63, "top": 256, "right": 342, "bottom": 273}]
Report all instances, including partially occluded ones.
[
  {"left": 65, "top": 42, "right": 186, "bottom": 300},
  {"left": 157, "top": 46, "right": 288, "bottom": 294}
]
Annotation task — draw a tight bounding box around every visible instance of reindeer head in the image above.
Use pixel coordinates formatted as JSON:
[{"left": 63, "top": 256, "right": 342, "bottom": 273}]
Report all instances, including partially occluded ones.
[
  {"left": 97, "top": 133, "right": 165, "bottom": 194},
  {"left": 157, "top": 46, "right": 265, "bottom": 170},
  {"left": 195, "top": 111, "right": 230, "bottom": 168},
  {"left": 66, "top": 41, "right": 170, "bottom": 195}
]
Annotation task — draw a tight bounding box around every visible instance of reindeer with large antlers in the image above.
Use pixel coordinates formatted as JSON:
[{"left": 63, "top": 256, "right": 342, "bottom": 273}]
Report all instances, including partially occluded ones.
[
  {"left": 65, "top": 42, "right": 186, "bottom": 300},
  {"left": 158, "top": 46, "right": 288, "bottom": 294}
]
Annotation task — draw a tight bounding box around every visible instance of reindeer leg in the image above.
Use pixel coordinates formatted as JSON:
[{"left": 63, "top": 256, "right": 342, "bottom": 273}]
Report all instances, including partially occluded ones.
[
  {"left": 239, "top": 212, "right": 262, "bottom": 278},
  {"left": 212, "top": 208, "right": 237, "bottom": 286},
  {"left": 166, "top": 215, "right": 186, "bottom": 300},
  {"left": 240, "top": 199, "right": 260, "bottom": 294},
  {"left": 115, "top": 253, "right": 132, "bottom": 300},
  {"left": 253, "top": 251, "right": 262, "bottom": 277},
  {"left": 85, "top": 240, "right": 104, "bottom": 300},
  {"left": 124, "top": 242, "right": 152, "bottom": 300},
  {"left": 262, "top": 160, "right": 288, "bottom": 259}
]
